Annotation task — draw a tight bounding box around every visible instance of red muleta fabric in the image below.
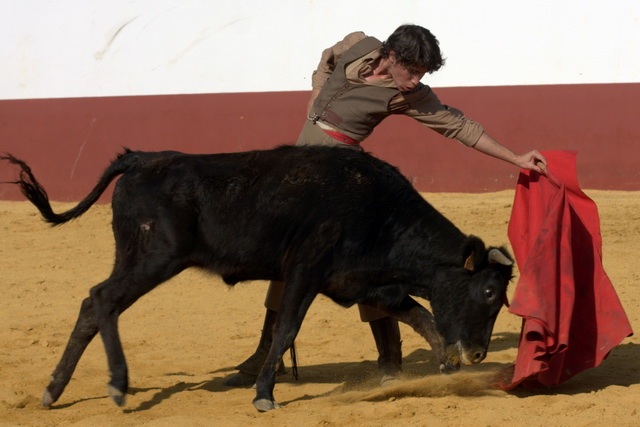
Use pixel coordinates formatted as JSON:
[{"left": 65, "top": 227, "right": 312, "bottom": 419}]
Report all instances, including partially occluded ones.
[{"left": 500, "top": 150, "right": 633, "bottom": 389}]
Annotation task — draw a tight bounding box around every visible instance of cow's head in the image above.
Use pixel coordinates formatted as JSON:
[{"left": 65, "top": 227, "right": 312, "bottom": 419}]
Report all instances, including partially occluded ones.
[{"left": 430, "top": 236, "right": 513, "bottom": 372}]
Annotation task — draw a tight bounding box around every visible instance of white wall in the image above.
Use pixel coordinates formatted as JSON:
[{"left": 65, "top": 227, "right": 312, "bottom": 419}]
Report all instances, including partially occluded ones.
[{"left": 1, "top": 0, "right": 638, "bottom": 100}]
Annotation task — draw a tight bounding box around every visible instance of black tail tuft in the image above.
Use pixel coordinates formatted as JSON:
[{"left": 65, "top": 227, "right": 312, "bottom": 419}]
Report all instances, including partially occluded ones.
[
  {"left": 1, "top": 150, "right": 134, "bottom": 225},
  {"left": 1, "top": 154, "right": 62, "bottom": 224}
]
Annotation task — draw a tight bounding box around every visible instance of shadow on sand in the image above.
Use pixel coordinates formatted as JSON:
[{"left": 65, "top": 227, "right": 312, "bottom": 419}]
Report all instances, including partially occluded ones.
[{"left": 50, "top": 339, "right": 638, "bottom": 412}]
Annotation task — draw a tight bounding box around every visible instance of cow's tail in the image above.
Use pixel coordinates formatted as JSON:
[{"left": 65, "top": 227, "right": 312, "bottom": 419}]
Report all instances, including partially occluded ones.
[{"left": 1, "top": 148, "right": 139, "bottom": 226}]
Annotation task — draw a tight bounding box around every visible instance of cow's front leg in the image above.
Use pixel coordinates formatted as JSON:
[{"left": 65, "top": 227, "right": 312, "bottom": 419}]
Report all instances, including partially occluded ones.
[
  {"left": 252, "top": 221, "right": 340, "bottom": 411},
  {"left": 252, "top": 269, "right": 321, "bottom": 412},
  {"left": 372, "top": 296, "right": 460, "bottom": 373}
]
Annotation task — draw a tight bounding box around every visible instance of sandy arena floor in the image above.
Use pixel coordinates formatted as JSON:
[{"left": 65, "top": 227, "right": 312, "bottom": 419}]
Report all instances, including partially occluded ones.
[{"left": 1, "top": 190, "right": 638, "bottom": 426}]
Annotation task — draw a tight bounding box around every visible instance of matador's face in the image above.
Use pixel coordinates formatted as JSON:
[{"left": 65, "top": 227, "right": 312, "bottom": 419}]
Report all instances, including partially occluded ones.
[{"left": 388, "top": 51, "right": 428, "bottom": 92}]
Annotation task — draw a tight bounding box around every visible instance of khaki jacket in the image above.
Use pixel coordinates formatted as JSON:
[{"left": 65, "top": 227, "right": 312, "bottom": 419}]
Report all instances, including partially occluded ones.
[{"left": 309, "top": 32, "right": 484, "bottom": 146}]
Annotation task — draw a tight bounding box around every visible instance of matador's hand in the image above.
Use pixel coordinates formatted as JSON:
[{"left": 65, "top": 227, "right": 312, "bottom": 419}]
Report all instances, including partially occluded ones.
[{"left": 514, "top": 150, "right": 547, "bottom": 173}]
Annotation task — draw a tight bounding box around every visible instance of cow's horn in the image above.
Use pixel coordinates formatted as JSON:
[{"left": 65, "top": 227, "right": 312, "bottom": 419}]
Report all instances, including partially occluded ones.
[
  {"left": 488, "top": 249, "right": 513, "bottom": 266},
  {"left": 464, "top": 253, "right": 475, "bottom": 271}
]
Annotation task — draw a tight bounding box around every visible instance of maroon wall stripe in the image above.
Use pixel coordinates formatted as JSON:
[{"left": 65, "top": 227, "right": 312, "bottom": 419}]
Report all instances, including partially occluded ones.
[{"left": 1, "top": 83, "right": 638, "bottom": 202}]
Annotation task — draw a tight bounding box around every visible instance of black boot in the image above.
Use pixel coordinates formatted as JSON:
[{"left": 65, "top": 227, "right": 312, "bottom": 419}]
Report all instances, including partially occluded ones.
[
  {"left": 223, "top": 309, "right": 286, "bottom": 387},
  {"left": 369, "top": 317, "right": 402, "bottom": 382}
]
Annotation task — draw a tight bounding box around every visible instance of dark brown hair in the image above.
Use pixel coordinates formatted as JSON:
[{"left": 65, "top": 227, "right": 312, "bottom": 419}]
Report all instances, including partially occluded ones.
[{"left": 380, "top": 24, "right": 445, "bottom": 73}]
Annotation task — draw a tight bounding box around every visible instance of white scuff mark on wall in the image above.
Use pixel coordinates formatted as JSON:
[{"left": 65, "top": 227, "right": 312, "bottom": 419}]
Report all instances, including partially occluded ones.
[
  {"left": 168, "top": 20, "right": 241, "bottom": 65},
  {"left": 95, "top": 17, "right": 139, "bottom": 60}
]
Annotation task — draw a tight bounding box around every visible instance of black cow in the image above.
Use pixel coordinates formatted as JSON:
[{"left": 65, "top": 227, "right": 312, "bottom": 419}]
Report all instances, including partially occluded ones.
[{"left": 1, "top": 146, "right": 513, "bottom": 412}]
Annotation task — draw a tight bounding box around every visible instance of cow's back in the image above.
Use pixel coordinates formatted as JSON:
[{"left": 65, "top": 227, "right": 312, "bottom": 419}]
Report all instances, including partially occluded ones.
[{"left": 109, "top": 146, "right": 449, "bottom": 281}]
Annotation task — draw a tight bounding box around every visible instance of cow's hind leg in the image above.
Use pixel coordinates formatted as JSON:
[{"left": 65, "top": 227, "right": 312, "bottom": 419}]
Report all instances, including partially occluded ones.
[
  {"left": 43, "top": 259, "right": 184, "bottom": 408},
  {"left": 43, "top": 295, "right": 100, "bottom": 407},
  {"left": 94, "top": 260, "right": 185, "bottom": 407}
]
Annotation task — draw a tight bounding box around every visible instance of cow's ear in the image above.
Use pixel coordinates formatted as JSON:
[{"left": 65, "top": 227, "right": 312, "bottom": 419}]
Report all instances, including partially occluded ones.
[
  {"left": 461, "top": 235, "right": 485, "bottom": 271},
  {"left": 464, "top": 253, "right": 475, "bottom": 271}
]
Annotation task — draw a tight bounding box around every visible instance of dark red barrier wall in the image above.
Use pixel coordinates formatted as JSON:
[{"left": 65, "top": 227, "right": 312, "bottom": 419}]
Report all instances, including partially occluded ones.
[{"left": 1, "top": 83, "right": 638, "bottom": 202}]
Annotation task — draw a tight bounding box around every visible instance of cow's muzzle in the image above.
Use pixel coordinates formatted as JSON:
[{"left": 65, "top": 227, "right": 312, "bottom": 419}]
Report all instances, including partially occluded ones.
[
  {"left": 460, "top": 345, "right": 487, "bottom": 365},
  {"left": 440, "top": 342, "right": 487, "bottom": 373}
]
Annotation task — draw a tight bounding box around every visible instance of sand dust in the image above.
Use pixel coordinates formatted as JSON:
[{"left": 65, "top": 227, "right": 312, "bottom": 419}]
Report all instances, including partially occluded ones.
[{"left": 1, "top": 190, "right": 638, "bottom": 426}]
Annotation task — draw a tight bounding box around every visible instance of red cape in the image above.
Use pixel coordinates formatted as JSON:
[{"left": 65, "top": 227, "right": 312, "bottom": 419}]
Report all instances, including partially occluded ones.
[{"left": 500, "top": 150, "right": 633, "bottom": 389}]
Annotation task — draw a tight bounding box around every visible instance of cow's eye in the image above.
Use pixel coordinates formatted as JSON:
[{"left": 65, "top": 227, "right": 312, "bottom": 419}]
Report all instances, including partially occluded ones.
[{"left": 484, "top": 288, "right": 496, "bottom": 301}]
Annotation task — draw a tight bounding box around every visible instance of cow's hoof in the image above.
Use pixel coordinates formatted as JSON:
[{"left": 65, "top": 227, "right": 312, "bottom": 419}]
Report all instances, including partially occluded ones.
[
  {"left": 253, "top": 398, "right": 281, "bottom": 412},
  {"left": 42, "top": 389, "right": 54, "bottom": 408},
  {"left": 380, "top": 374, "right": 402, "bottom": 387},
  {"left": 439, "top": 362, "right": 460, "bottom": 374},
  {"left": 380, "top": 372, "right": 402, "bottom": 387},
  {"left": 108, "top": 385, "right": 126, "bottom": 407}
]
